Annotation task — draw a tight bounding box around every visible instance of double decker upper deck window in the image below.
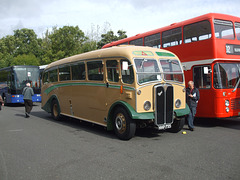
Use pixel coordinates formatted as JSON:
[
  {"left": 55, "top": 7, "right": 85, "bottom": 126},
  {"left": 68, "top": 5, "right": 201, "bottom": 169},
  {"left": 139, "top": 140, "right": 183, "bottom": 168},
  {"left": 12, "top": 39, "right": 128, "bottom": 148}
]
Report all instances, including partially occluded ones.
[
  {"left": 184, "top": 20, "right": 212, "bottom": 43},
  {"left": 129, "top": 38, "right": 143, "bottom": 46},
  {"left": 144, "top": 33, "right": 161, "bottom": 48},
  {"left": 162, "top": 27, "right": 182, "bottom": 48},
  {"left": 214, "top": 19, "right": 235, "bottom": 40},
  {"left": 235, "top": 22, "right": 240, "bottom": 40}
]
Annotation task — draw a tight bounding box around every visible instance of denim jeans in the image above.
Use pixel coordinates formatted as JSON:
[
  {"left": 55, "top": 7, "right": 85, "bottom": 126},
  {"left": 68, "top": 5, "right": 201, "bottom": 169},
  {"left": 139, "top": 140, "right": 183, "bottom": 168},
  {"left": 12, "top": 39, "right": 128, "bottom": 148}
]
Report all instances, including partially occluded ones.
[{"left": 187, "top": 107, "right": 196, "bottom": 129}]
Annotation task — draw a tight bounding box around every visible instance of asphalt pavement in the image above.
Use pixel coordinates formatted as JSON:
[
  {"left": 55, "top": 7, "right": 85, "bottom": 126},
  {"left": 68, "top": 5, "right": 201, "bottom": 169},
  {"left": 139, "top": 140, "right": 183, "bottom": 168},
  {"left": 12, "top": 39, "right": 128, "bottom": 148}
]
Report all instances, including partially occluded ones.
[{"left": 0, "top": 103, "right": 240, "bottom": 180}]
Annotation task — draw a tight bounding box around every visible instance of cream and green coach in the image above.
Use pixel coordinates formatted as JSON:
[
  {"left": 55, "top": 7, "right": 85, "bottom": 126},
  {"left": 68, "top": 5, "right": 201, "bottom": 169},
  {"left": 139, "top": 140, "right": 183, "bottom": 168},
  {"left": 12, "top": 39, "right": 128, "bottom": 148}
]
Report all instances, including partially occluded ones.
[{"left": 41, "top": 46, "right": 189, "bottom": 140}]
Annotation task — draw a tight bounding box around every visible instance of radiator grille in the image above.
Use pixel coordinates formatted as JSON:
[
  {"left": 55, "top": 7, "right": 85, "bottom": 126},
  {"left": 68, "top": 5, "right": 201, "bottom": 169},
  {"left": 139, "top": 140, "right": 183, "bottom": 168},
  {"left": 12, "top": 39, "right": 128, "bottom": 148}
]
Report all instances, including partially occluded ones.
[
  {"left": 231, "top": 98, "right": 240, "bottom": 110},
  {"left": 155, "top": 84, "right": 173, "bottom": 126}
]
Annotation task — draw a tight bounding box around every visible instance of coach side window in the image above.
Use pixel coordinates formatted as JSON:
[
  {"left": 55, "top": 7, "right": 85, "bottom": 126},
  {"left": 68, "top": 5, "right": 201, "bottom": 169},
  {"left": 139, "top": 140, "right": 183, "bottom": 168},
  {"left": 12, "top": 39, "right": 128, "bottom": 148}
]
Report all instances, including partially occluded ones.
[
  {"left": 42, "top": 71, "right": 49, "bottom": 84},
  {"left": 49, "top": 69, "right": 58, "bottom": 82},
  {"left": 106, "top": 60, "right": 119, "bottom": 82},
  {"left": 72, "top": 62, "right": 86, "bottom": 80},
  {"left": 121, "top": 59, "right": 134, "bottom": 84},
  {"left": 59, "top": 65, "right": 71, "bottom": 81},
  {"left": 87, "top": 61, "right": 104, "bottom": 81}
]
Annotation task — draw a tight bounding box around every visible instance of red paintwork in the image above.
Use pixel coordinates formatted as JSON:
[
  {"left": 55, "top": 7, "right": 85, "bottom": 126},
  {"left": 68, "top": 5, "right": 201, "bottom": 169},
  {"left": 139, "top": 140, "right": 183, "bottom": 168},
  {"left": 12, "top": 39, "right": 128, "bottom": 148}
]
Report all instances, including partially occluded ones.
[{"left": 103, "top": 13, "right": 240, "bottom": 118}]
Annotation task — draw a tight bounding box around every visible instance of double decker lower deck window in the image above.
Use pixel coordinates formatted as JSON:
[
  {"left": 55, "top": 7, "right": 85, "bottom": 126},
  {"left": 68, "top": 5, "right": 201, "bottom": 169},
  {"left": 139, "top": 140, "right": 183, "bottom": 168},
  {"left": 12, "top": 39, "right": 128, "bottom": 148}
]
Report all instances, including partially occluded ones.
[{"left": 193, "top": 66, "right": 211, "bottom": 89}]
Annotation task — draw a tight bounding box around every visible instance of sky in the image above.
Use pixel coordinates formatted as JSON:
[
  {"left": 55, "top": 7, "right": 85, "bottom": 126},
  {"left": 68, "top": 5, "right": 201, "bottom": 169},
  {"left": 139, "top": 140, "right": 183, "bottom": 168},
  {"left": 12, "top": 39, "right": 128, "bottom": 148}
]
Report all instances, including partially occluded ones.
[{"left": 0, "top": 0, "right": 240, "bottom": 39}]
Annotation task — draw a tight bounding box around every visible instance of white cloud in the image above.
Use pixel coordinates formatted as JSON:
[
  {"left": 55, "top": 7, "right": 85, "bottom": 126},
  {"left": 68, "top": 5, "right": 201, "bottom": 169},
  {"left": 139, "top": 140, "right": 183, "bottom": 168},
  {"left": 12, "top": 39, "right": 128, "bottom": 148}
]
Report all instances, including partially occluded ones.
[{"left": 0, "top": 0, "right": 239, "bottom": 38}]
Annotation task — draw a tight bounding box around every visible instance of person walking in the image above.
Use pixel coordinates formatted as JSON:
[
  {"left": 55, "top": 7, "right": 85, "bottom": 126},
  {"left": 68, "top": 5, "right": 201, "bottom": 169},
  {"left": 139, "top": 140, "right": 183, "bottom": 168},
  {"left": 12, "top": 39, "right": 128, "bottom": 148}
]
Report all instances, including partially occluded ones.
[
  {"left": 186, "top": 81, "right": 200, "bottom": 131},
  {"left": 0, "top": 95, "right": 4, "bottom": 111},
  {"left": 22, "top": 82, "right": 34, "bottom": 118}
]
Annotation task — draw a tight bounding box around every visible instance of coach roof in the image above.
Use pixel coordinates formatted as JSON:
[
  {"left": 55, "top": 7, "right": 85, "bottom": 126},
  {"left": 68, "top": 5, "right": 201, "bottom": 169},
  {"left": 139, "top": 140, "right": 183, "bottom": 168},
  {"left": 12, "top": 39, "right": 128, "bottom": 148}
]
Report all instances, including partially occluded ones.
[{"left": 44, "top": 45, "right": 176, "bottom": 70}]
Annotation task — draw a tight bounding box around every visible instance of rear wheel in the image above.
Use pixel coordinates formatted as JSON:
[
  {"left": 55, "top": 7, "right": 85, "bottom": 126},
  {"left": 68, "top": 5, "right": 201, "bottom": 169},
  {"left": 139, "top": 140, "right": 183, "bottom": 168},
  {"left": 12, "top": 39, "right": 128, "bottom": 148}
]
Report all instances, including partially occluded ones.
[
  {"left": 169, "top": 117, "right": 185, "bottom": 133},
  {"left": 51, "top": 99, "right": 61, "bottom": 121},
  {"left": 113, "top": 107, "right": 136, "bottom": 140}
]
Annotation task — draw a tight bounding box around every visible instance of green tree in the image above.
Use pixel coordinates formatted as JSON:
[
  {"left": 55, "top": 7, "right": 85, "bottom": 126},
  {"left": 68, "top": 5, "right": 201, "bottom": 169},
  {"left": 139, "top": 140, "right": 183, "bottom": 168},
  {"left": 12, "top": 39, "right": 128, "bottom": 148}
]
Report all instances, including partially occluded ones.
[
  {"left": 11, "top": 54, "right": 40, "bottom": 66},
  {"left": 48, "top": 26, "right": 88, "bottom": 61},
  {"left": 0, "top": 35, "right": 16, "bottom": 67},
  {"left": 14, "top": 28, "right": 42, "bottom": 58},
  {"left": 0, "top": 24, "right": 127, "bottom": 68},
  {"left": 97, "top": 30, "right": 127, "bottom": 48}
]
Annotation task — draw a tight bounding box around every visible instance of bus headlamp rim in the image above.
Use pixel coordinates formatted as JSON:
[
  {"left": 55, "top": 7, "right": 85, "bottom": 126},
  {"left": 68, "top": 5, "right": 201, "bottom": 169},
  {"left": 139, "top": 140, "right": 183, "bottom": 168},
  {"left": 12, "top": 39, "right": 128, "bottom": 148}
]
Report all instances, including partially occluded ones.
[
  {"left": 225, "top": 100, "right": 229, "bottom": 107},
  {"left": 175, "top": 99, "right": 181, "bottom": 108},
  {"left": 226, "top": 107, "right": 229, "bottom": 113},
  {"left": 137, "top": 90, "right": 141, "bottom": 95},
  {"left": 143, "top": 101, "right": 151, "bottom": 111}
]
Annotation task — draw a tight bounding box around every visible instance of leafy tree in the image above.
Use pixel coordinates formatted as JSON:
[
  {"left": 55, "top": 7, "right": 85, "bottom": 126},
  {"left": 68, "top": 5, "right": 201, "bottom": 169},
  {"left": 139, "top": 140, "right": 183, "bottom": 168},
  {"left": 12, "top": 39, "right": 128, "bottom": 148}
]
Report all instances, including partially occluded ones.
[
  {"left": 97, "top": 30, "right": 127, "bottom": 48},
  {"left": 0, "top": 24, "right": 127, "bottom": 68},
  {"left": 0, "top": 36, "right": 16, "bottom": 67},
  {"left": 14, "top": 28, "right": 42, "bottom": 58},
  {"left": 11, "top": 54, "right": 39, "bottom": 66},
  {"left": 48, "top": 26, "right": 88, "bottom": 61},
  {"left": 117, "top": 30, "right": 128, "bottom": 40}
]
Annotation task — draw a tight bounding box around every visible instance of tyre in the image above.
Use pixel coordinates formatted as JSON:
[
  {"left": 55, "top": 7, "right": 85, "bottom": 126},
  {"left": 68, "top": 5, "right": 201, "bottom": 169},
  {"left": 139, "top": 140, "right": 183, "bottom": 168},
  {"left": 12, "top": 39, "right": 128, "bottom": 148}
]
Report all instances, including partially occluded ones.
[
  {"left": 51, "top": 99, "right": 61, "bottom": 121},
  {"left": 113, "top": 107, "right": 136, "bottom": 140},
  {"left": 169, "top": 117, "right": 185, "bottom": 133}
]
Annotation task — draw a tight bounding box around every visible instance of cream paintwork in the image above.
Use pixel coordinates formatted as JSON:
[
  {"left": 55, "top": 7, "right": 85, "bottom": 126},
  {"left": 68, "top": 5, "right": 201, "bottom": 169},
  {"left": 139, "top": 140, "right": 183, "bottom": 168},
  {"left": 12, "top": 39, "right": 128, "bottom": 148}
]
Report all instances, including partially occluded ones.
[{"left": 41, "top": 46, "right": 186, "bottom": 127}]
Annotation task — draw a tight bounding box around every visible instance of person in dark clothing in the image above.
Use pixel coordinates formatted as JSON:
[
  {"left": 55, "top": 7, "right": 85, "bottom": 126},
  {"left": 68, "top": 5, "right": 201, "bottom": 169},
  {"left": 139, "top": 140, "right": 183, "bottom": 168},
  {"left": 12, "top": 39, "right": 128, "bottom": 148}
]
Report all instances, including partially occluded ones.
[
  {"left": 186, "top": 81, "right": 200, "bottom": 131},
  {"left": 22, "top": 82, "right": 34, "bottom": 118},
  {"left": 0, "top": 95, "right": 4, "bottom": 111}
]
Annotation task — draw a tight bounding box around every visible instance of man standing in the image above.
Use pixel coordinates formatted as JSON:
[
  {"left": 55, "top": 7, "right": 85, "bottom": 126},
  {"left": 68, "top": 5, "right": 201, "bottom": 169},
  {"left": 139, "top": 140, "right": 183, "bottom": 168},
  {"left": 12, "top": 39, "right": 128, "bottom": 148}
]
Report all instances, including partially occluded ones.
[
  {"left": 186, "top": 81, "right": 200, "bottom": 131},
  {"left": 22, "top": 82, "right": 34, "bottom": 118}
]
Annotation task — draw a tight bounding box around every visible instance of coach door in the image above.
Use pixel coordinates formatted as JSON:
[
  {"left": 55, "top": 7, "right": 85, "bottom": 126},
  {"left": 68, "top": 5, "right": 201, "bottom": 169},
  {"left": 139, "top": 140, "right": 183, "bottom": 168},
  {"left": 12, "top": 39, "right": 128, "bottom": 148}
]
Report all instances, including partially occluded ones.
[{"left": 105, "top": 59, "right": 122, "bottom": 112}]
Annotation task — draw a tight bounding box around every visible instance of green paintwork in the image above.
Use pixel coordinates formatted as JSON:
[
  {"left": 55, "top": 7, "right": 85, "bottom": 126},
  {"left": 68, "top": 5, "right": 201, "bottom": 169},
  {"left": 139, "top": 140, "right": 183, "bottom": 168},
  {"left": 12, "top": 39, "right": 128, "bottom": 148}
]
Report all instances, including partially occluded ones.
[
  {"left": 107, "top": 101, "right": 154, "bottom": 130},
  {"left": 42, "top": 95, "right": 61, "bottom": 114},
  {"left": 174, "top": 104, "right": 190, "bottom": 117},
  {"left": 156, "top": 52, "right": 175, "bottom": 57},
  {"left": 44, "top": 82, "right": 135, "bottom": 95},
  {"left": 132, "top": 51, "right": 154, "bottom": 56}
]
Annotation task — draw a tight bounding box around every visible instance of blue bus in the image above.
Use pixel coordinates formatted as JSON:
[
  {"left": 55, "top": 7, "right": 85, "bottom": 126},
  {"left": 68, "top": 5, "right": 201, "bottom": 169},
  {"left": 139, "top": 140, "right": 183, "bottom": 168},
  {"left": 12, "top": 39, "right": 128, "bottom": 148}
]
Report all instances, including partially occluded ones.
[{"left": 0, "top": 65, "right": 41, "bottom": 103}]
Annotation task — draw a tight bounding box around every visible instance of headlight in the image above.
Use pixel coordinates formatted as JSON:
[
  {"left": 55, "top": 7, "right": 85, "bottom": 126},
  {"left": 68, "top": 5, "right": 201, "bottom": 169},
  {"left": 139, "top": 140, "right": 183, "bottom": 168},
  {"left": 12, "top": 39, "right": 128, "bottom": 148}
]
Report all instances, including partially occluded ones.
[
  {"left": 225, "top": 100, "right": 229, "bottom": 107},
  {"left": 143, "top": 101, "right": 151, "bottom": 111},
  {"left": 137, "top": 90, "right": 141, "bottom": 95},
  {"left": 226, "top": 107, "right": 229, "bottom": 113},
  {"left": 175, "top": 99, "right": 181, "bottom": 108}
]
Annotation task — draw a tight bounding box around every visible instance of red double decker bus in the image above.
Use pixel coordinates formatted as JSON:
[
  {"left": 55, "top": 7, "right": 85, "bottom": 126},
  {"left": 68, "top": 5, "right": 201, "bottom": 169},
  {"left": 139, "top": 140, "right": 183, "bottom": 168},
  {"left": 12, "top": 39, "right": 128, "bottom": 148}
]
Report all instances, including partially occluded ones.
[{"left": 103, "top": 13, "right": 240, "bottom": 118}]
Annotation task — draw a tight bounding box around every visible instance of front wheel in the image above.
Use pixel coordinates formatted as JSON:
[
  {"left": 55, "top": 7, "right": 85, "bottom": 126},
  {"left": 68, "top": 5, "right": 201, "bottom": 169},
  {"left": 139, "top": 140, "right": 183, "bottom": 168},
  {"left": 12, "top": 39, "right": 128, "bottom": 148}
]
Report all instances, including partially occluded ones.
[
  {"left": 51, "top": 99, "right": 61, "bottom": 121},
  {"left": 113, "top": 107, "right": 136, "bottom": 140},
  {"left": 169, "top": 117, "right": 185, "bottom": 133}
]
